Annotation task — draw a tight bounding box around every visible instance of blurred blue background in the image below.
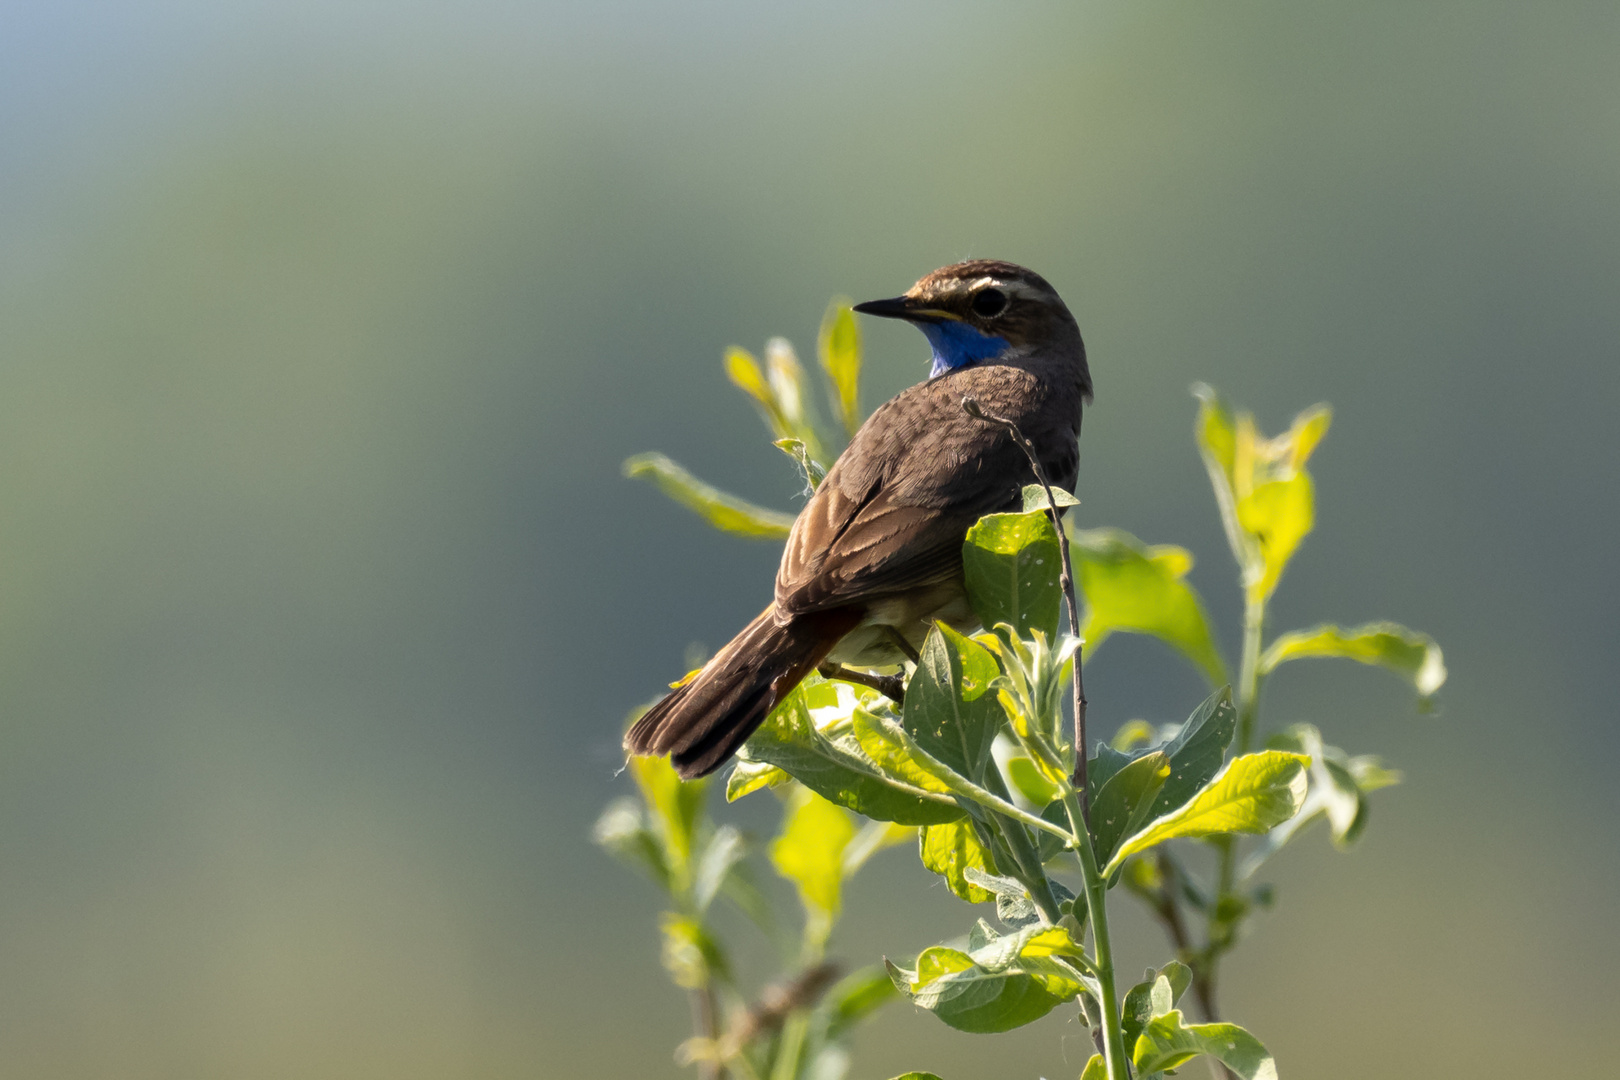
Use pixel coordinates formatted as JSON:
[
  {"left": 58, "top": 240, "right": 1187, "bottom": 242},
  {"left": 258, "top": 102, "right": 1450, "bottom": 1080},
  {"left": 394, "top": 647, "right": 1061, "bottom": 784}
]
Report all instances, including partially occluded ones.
[{"left": 1, "top": 2, "right": 1616, "bottom": 1076}]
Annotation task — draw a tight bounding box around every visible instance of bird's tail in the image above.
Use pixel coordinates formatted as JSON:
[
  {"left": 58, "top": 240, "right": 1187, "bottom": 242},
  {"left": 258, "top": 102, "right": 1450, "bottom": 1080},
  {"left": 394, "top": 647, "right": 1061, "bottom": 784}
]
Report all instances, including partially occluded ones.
[{"left": 625, "top": 605, "right": 860, "bottom": 779}]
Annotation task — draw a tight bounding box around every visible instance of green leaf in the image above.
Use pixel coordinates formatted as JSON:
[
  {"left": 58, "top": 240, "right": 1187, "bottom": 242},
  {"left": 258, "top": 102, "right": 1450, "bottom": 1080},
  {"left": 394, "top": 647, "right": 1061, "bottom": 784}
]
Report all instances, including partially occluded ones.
[
  {"left": 964, "top": 868, "right": 1041, "bottom": 930},
  {"left": 691, "top": 824, "right": 746, "bottom": 914},
  {"left": 1072, "top": 527, "right": 1227, "bottom": 686},
  {"left": 765, "top": 337, "right": 829, "bottom": 462},
  {"left": 1090, "top": 751, "right": 1171, "bottom": 869},
  {"left": 852, "top": 707, "right": 964, "bottom": 797},
  {"left": 629, "top": 753, "right": 708, "bottom": 868},
  {"left": 1132, "top": 1010, "right": 1278, "bottom": 1080},
  {"left": 726, "top": 345, "right": 794, "bottom": 441},
  {"left": 771, "top": 786, "right": 858, "bottom": 917},
  {"left": 1143, "top": 687, "right": 1239, "bottom": 821},
  {"left": 818, "top": 298, "right": 863, "bottom": 436},
  {"left": 1261, "top": 621, "right": 1447, "bottom": 705},
  {"left": 736, "top": 678, "right": 966, "bottom": 826},
  {"left": 725, "top": 758, "right": 789, "bottom": 801},
  {"left": 1020, "top": 483, "right": 1080, "bottom": 512},
  {"left": 1192, "top": 385, "right": 1332, "bottom": 601},
  {"left": 623, "top": 452, "right": 795, "bottom": 539},
  {"left": 903, "top": 624, "right": 1007, "bottom": 783},
  {"left": 1237, "top": 471, "right": 1314, "bottom": 603},
  {"left": 886, "top": 926, "right": 1086, "bottom": 1034},
  {"left": 1121, "top": 963, "right": 1193, "bottom": 1054},
  {"left": 659, "top": 911, "right": 729, "bottom": 989},
  {"left": 1003, "top": 751, "right": 1062, "bottom": 806},
  {"left": 920, "top": 819, "right": 998, "bottom": 902},
  {"left": 1085, "top": 688, "right": 1236, "bottom": 824},
  {"left": 1105, "top": 751, "right": 1310, "bottom": 875},
  {"left": 963, "top": 510, "right": 1064, "bottom": 640},
  {"left": 1078, "top": 1054, "right": 1106, "bottom": 1080},
  {"left": 1244, "top": 725, "right": 1402, "bottom": 873},
  {"left": 591, "top": 797, "right": 672, "bottom": 891}
]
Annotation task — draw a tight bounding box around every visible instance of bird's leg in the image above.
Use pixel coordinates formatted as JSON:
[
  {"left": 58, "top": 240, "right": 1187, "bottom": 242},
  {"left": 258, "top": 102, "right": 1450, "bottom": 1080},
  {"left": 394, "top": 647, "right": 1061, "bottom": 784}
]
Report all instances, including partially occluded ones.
[
  {"left": 816, "top": 664, "right": 905, "bottom": 705},
  {"left": 881, "top": 625, "right": 921, "bottom": 664}
]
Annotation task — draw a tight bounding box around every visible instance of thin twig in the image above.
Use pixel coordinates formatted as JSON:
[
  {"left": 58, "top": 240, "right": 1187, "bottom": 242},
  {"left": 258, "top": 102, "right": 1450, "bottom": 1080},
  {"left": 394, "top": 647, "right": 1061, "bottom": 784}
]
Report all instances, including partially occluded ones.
[
  {"left": 961, "top": 396, "right": 1090, "bottom": 817},
  {"left": 817, "top": 663, "right": 905, "bottom": 704},
  {"left": 882, "top": 625, "right": 921, "bottom": 663}
]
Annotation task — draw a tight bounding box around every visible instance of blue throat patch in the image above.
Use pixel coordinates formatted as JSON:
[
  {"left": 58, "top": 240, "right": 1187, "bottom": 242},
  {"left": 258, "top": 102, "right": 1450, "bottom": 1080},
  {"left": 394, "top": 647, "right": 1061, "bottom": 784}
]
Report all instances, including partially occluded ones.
[{"left": 920, "top": 319, "right": 1010, "bottom": 377}]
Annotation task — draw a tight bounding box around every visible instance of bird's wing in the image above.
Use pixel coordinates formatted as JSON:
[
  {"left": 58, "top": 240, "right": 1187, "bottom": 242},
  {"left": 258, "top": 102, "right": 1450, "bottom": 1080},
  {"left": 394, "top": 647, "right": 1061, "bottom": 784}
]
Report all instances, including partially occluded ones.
[{"left": 775, "top": 370, "right": 1045, "bottom": 615}]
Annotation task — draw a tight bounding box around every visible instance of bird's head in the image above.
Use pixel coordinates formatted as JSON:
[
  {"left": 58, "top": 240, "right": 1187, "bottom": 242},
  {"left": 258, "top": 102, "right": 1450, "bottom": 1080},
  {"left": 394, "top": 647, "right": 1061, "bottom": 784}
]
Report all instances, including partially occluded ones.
[{"left": 854, "top": 260, "right": 1089, "bottom": 395}]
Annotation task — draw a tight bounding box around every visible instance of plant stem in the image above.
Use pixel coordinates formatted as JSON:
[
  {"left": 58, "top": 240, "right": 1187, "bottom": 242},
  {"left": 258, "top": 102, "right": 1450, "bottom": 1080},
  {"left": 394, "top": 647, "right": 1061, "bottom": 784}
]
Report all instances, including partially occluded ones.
[
  {"left": 982, "top": 770, "right": 1063, "bottom": 924},
  {"left": 1236, "top": 591, "right": 1264, "bottom": 755},
  {"left": 1060, "top": 790, "right": 1130, "bottom": 1080},
  {"left": 1199, "top": 589, "right": 1266, "bottom": 1029},
  {"left": 691, "top": 983, "right": 726, "bottom": 1080}
]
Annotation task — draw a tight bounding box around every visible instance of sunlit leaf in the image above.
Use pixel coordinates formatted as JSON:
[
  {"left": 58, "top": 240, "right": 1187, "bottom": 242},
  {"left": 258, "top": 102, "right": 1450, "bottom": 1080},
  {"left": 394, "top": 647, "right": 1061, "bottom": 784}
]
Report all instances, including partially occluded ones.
[
  {"left": 725, "top": 345, "right": 795, "bottom": 442},
  {"left": 1079, "top": 1054, "right": 1106, "bottom": 1080},
  {"left": 1086, "top": 688, "right": 1236, "bottom": 825},
  {"left": 852, "top": 708, "right": 962, "bottom": 797},
  {"left": 963, "top": 510, "right": 1064, "bottom": 640},
  {"left": 1132, "top": 1010, "right": 1278, "bottom": 1080},
  {"left": 818, "top": 298, "right": 863, "bottom": 436},
  {"left": 736, "top": 677, "right": 966, "bottom": 826},
  {"left": 659, "top": 911, "right": 729, "bottom": 990},
  {"left": 1261, "top": 621, "right": 1447, "bottom": 706},
  {"left": 903, "top": 624, "right": 1006, "bottom": 783},
  {"left": 885, "top": 924, "right": 1087, "bottom": 1034},
  {"left": 629, "top": 753, "right": 708, "bottom": 868},
  {"left": 1192, "top": 383, "right": 1246, "bottom": 567},
  {"left": 623, "top": 452, "right": 795, "bottom": 539},
  {"left": 765, "top": 336, "right": 828, "bottom": 462},
  {"left": 1105, "top": 751, "right": 1310, "bottom": 875},
  {"left": 920, "top": 819, "right": 998, "bottom": 902},
  {"left": 1090, "top": 751, "right": 1171, "bottom": 869},
  {"left": 1193, "top": 385, "right": 1333, "bottom": 601},
  {"left": 771, "top": 786, "right": 858, "bottom": 917},
  {"left": 1072, "top": 527, "right": 1227, "bottom": 686},
  {"left": 1143, "top": 687, "right": 1239, "bottom": 821},
  {"left": 1002, "top": 749, "right": 1061, "bottom": 806},
  {"left": 725, "top": 758, "right": 789, "bottom": 801},
  {"left": 1237, "top": 471, "right": 1314, "bottom": 603}
]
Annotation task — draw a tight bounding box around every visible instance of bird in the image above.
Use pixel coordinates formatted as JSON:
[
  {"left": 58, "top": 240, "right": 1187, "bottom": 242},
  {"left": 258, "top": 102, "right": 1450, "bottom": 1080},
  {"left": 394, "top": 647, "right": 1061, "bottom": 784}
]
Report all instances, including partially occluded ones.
[{"left": 626, "top": 260, "right": 1092, "bottom": 778}]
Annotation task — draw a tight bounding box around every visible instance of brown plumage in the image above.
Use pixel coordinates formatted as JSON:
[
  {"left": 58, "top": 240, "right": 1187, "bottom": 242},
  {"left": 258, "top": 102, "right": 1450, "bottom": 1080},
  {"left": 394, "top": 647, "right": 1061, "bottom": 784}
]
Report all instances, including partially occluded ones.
[{"left": 626, "top": 260, "right": 1092, "bottom": 778}]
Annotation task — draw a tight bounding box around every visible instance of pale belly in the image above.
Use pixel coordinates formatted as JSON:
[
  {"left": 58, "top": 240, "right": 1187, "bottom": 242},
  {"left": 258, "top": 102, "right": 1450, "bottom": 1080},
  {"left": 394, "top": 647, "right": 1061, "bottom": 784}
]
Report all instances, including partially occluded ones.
[{"left": 823, "top": 579, "right": 979, "bottom": 668}]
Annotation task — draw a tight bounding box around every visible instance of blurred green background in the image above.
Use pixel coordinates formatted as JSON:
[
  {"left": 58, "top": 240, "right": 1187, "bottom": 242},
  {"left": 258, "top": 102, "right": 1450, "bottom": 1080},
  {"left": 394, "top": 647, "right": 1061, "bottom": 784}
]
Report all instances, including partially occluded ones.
[{"left": 1, "top": 2, "right": 1616, "bottom": 1077}]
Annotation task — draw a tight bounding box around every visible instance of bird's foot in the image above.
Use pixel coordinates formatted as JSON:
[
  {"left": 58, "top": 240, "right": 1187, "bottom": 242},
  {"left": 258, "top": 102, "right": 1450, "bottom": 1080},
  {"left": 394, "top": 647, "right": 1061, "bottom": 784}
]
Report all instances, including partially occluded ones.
[{"left": 816, "top": 663, "right": 905, "bottom": 705}]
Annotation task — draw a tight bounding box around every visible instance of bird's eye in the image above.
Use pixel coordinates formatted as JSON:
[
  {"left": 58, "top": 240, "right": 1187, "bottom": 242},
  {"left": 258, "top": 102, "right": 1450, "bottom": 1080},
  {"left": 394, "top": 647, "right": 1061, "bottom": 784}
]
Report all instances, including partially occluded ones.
[{"left": 971, "top": 288, "right": 1008, "bottom": 318}]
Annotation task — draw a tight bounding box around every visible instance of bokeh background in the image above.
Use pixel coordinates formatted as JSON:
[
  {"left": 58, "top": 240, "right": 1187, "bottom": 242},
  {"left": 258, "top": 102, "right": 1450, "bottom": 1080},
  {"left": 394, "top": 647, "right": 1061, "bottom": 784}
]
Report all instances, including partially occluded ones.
[{"left": 2, "top": 2, "right": 1617, "bottom": 1077}]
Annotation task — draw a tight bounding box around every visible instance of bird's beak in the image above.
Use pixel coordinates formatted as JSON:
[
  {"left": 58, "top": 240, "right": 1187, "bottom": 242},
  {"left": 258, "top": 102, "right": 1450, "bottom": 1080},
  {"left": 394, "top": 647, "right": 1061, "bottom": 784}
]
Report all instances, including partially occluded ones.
[{"left": 853, "top": 296, "right": 955, "bottom": 323}]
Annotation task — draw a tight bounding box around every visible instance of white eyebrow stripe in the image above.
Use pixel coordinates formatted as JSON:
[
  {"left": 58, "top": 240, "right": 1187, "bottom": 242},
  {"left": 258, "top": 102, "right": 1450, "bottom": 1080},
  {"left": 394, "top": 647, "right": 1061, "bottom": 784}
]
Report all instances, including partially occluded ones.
[{"left": 964, "top": 276, "right": 1046, "bottom": 301}]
